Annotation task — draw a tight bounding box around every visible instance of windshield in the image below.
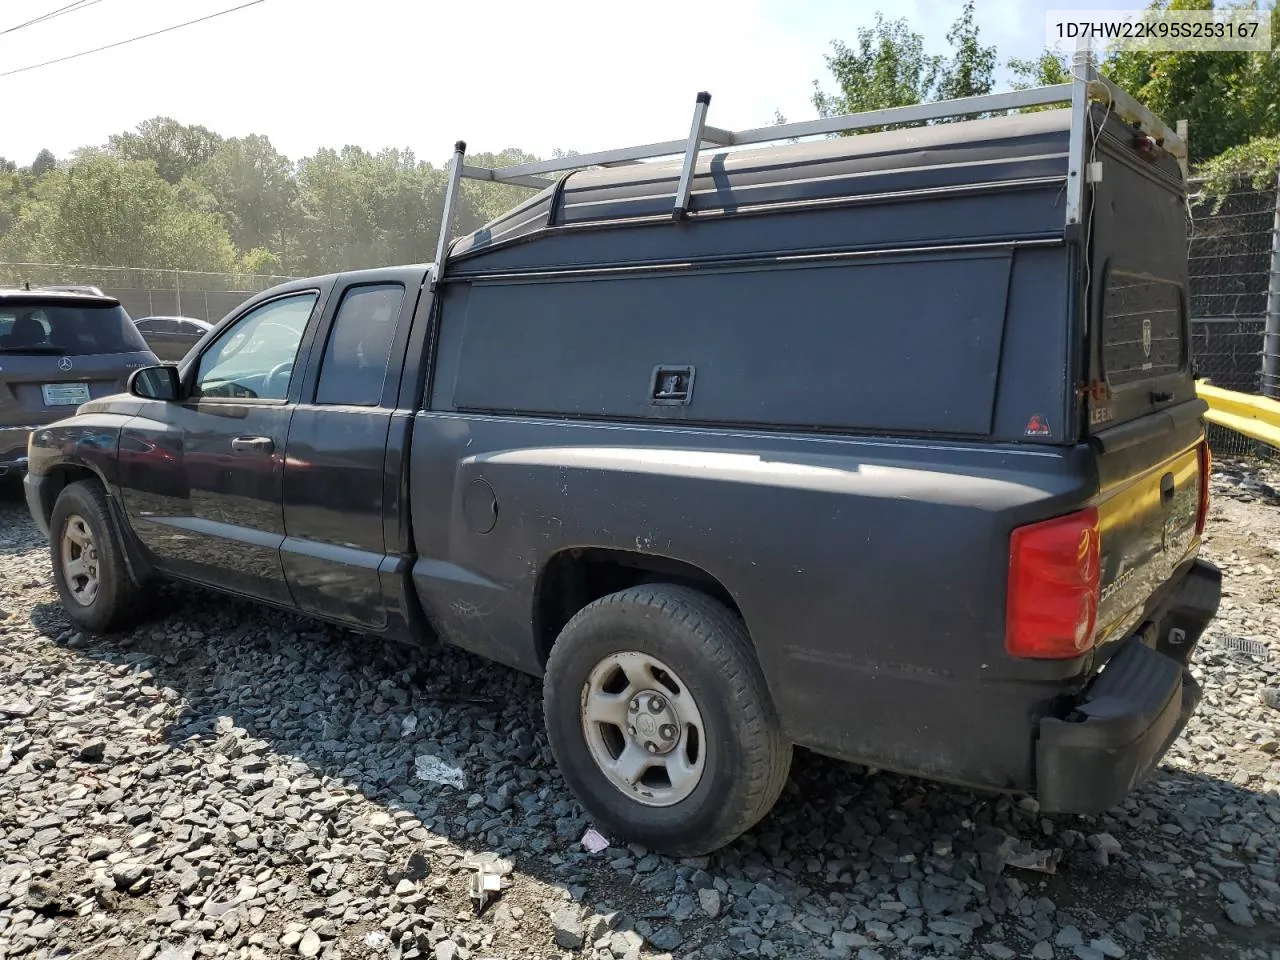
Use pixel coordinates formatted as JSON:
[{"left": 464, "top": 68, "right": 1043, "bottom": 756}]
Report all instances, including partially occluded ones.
[{"left": 0, "top": 301, "right": 150, "bottom": 355}]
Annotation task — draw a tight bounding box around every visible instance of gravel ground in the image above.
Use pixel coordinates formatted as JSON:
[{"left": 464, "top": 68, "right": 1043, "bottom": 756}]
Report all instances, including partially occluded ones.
[{"left": 1, "top": 465, "right": 1278, "bottom": 960}]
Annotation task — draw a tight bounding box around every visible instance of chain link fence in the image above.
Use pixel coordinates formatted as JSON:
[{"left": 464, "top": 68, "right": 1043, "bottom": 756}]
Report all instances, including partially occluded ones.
[
  {"left": 1188, "top": 174, "right": 1277, "bottom": 395},
  {"left": 0, "top": 262, "right": 297, "bottom": 324},
  {"left": 1186, "top": 172, "right": 1279, "bottom": 459}
]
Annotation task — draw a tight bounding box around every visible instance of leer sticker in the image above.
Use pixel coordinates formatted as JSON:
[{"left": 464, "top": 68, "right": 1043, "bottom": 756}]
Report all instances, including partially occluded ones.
[{"left": 1025, "top": 414, "right": 1051, "bottom": 437}]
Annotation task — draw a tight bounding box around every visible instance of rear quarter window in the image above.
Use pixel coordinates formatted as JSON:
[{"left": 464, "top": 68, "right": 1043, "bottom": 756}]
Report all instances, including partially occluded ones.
[
  {"left": 315, "top": 283, "right": 405, "bottom": 407},
  {"left": 1101, "top": 271, "right": 1186, "bottom": 387}
]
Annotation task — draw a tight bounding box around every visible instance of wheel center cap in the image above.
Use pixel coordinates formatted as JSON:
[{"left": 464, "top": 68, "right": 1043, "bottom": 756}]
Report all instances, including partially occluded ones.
[{"left": 628, "top": 689, "right": 681, "bottom": 755}]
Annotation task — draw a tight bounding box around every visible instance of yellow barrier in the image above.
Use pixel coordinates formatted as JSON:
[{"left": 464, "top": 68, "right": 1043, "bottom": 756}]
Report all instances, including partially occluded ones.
[{"left": 1196, "top": 382, "right": 1280, "bottom": 448}]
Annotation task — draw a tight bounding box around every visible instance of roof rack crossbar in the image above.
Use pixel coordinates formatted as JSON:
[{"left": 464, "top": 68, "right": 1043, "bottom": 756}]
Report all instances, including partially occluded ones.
[
  {"left": 486, "top": 138, "right": 694, "bottom": 180},
  {"left": 433, "top": 68, "right": 1187, "bottom": 277},
  {"left": 1086, "top": 73, "right": 1188, "bottom": 164},
  {"left": 730, "top": 83, "right": 1075, "bottom": 145},
  {"left": 460, "top": 164, "right": 555, "bottom": 190},
  {"left": 701, "top": 124, "right": 735, "bottom": 146}
]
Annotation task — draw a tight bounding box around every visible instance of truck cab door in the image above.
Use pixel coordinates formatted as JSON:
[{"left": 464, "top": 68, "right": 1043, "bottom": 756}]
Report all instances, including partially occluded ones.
[
  {"left": 119, "top": 286, "right": 330, "bottom": 605},
  {"left": 280, "top": 269, "right": 425, "bottom": 630}
]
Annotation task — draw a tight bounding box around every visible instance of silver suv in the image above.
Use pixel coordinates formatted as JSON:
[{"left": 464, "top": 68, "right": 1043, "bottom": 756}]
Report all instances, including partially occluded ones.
[{"left": 0, "top": 289, "right": 157, "bottom": 477}]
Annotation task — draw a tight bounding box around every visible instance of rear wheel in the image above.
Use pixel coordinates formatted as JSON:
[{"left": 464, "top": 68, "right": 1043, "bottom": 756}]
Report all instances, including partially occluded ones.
[
  {"left": 543, "top": 584, "right": 791, "bottom": 856},
  {"left": 50, "top": 480, "right": 146, "bottom": 633}
]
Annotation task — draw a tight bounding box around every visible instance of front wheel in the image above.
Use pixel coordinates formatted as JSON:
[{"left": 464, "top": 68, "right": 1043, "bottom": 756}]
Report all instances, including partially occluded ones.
[
  {"left": 49, "top": 480, "right": 146, "bottom": 634},
  {"left": 543, "top": 584, "right": 792, "bottom": 857}
]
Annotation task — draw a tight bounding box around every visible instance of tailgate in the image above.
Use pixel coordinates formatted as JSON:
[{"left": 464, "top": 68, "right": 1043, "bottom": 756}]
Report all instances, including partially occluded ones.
[
  {"left": 1081, "top": 105, "right": 1208, "bottom": 646},
  {"left": 1082, "top": 104, "right": 1195, "bottom": 433},
  {"left": 1094, "top": 434, "right": 1205, "bottom": 646}
]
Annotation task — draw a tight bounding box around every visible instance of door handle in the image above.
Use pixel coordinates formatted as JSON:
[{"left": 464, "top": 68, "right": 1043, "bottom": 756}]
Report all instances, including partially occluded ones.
[{"left": 231, "top": 436, "right": 274, "bottom": 454}]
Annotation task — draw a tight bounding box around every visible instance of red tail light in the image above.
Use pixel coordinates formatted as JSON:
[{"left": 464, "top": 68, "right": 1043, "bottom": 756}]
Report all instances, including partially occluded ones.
[
  {"left": 1006, "top": 508, "right": 1101, "bottom": 659},
  {"left": 1196, "top": 442, "right": 1212, "bottom": 536}
]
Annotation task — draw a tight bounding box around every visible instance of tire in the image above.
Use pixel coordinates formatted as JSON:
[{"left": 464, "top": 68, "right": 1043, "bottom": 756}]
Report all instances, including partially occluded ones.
[
  {"left": 49, "top": 480, "right": 146, "bottom": 634},
  {"left": 543, "top": 584, "right": 792, "bottom": 856}
]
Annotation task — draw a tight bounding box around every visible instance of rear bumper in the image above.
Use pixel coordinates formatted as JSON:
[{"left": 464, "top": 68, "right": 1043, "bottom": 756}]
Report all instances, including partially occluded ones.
[{"left": 1036, "top": 557, "right": 1221, "bottom": 814}]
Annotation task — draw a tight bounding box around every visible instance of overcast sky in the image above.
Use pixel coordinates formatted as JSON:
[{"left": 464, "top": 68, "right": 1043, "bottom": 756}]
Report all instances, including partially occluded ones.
[{"left": 1, "top": 0, "right": 1141, "bottom": 167}]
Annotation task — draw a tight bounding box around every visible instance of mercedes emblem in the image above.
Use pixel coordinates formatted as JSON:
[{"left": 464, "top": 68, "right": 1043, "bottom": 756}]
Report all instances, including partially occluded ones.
[{"left": 57, "top": 356, "right": 73, "bottom": 371}]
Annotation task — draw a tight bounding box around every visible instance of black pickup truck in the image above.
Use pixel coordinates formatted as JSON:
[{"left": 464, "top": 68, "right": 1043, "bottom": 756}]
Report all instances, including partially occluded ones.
[{"left": 23, "top": 80, "right": 1220, "bottom": 856}]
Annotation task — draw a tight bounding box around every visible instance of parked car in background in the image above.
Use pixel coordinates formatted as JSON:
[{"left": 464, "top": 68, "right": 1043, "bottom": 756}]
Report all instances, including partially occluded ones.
[
  {"left": 0, "top": 288, "right": 157, "bottom": 477},
  {"left": 133, "top": 315, "right": 213, "bottom": 362}
]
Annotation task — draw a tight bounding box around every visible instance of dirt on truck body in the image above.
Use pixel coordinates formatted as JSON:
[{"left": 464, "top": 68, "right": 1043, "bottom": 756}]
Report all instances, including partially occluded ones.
[{"left": 23, "top": 73, "right": 1218, "bottom": 856}]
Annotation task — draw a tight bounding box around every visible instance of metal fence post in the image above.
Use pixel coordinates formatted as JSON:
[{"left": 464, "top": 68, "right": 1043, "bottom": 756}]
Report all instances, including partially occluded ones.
[{"left": 1266, "top": 163, "right": 1280, "bottom": 399}]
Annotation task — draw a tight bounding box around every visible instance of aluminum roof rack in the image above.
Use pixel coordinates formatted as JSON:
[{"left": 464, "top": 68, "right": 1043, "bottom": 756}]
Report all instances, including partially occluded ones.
[{"left": 431, "top": 50, "right": 1186, "bottom": 287}]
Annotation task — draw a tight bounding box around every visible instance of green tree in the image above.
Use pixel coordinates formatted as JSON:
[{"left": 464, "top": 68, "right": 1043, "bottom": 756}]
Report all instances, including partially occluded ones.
[
  {"left": 1003, "top": 50, "right": 1072, "bottom": 115},
  {"left": 107, "top": 117, "right": 224, "bottom": 185},
  {"left": 811, "top": 14, "right": 942, "bottom": 130},
  {"left": 30, "top": 149, "right": 57, "bottom": 177},
  {"left": 1199, "top": 134, "right": 1280, "bottom": 197},
  {"left": 237, "top": 246, "right": 284, "bottom": 277},
  {"left": 937, "top": 0, "right": 997, "bottom": 102},
  {"left": 1, "top": 155, "right": 236, "bottom": 271},
  {"left": 194, "top": 135, "right": 298, "bottom": 261},
  {"left": 1007, "top": 50, "right": 1071, "bottom": 88},
  {"left": 292, "top": 146, "right": 446, "bottom": 273},
  {"left": 812, "top": 4, "right": 1000, "bottom": 131},
  {"left": 3, "top": 122, "right": 574, "bottom": 276},
  {"left": 0, "top": 168, "right": 27, "bottom": 243}
]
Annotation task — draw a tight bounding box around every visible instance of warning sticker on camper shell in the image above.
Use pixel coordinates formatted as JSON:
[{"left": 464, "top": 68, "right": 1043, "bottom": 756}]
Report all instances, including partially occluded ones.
[{"left": 1025, "top": 415, "right": 1052, "bottom": 437}]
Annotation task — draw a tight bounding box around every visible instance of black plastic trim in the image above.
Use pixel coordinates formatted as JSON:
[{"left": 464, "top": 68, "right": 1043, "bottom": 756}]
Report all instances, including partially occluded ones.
[
  {"left": 1037, "top": 558, "right": 1220, "bottom": 813},
  {"left": 453, "top": 237, "right": 1062, "bottom": 285}
]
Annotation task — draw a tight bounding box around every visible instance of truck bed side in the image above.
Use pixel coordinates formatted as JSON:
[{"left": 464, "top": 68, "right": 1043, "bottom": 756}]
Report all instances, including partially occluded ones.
[
  {"left": 408, "top": 413, "right": 1095, "bottom": 791},
  {"left": 408, "top": 228, "right": 1092, "bottom": 792}
]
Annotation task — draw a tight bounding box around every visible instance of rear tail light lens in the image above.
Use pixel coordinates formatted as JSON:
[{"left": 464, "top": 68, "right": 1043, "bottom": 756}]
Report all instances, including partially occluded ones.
[
  {"left": 1196, "top": 441, "right": 1212, "bottom": 536},
  {"left": 1006, "top": 508, "right": 1101, "bottom": 659}
]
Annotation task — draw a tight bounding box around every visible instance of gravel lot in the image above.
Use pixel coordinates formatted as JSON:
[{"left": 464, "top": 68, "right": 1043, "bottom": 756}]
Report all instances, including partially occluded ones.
[{"left": 1, "top": 465, "right": 1278, "bottom": 960}]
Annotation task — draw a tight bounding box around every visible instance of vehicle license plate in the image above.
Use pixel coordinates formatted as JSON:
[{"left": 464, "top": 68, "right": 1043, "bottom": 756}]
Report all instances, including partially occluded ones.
[{"left": 42, "top": 383, "right": 91, "bottom": 406}]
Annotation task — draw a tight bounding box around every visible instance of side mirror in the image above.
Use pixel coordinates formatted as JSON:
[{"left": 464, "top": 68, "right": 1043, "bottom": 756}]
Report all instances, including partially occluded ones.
[{"left": 127, "top": 365, "right": 183, "bottom": 402}]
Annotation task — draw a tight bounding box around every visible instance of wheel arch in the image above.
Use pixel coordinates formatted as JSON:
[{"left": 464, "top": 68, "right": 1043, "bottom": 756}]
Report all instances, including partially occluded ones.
[
  {"left": 533, "top": 547, "right": 747, "bottom": 669},
  {"left": 40, "top": 462, "right": 153, "bottom": 588},
  {"left": 32, "top": 462, "right": 106, "bottom": 529}
]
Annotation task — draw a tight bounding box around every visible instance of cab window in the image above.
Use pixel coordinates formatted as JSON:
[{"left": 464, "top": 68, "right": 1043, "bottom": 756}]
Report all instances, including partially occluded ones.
[{"left": 193, "top": 294, "right": 316, "bottom": 401}]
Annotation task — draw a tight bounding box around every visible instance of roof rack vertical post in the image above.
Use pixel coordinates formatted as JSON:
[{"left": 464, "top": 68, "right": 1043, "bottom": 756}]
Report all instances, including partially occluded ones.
[
  {"left": 1176, "top": 119, "right": 1189, "bottom": 180},
  {"left": 431, "top": 140, "right": 467, "bottom": 290},
  {"left": 672, "top": 92, "right": 712, "bottom": 221},
  {"left": 1064, "top": 38, "right": 1094, "bottom": 231}
]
